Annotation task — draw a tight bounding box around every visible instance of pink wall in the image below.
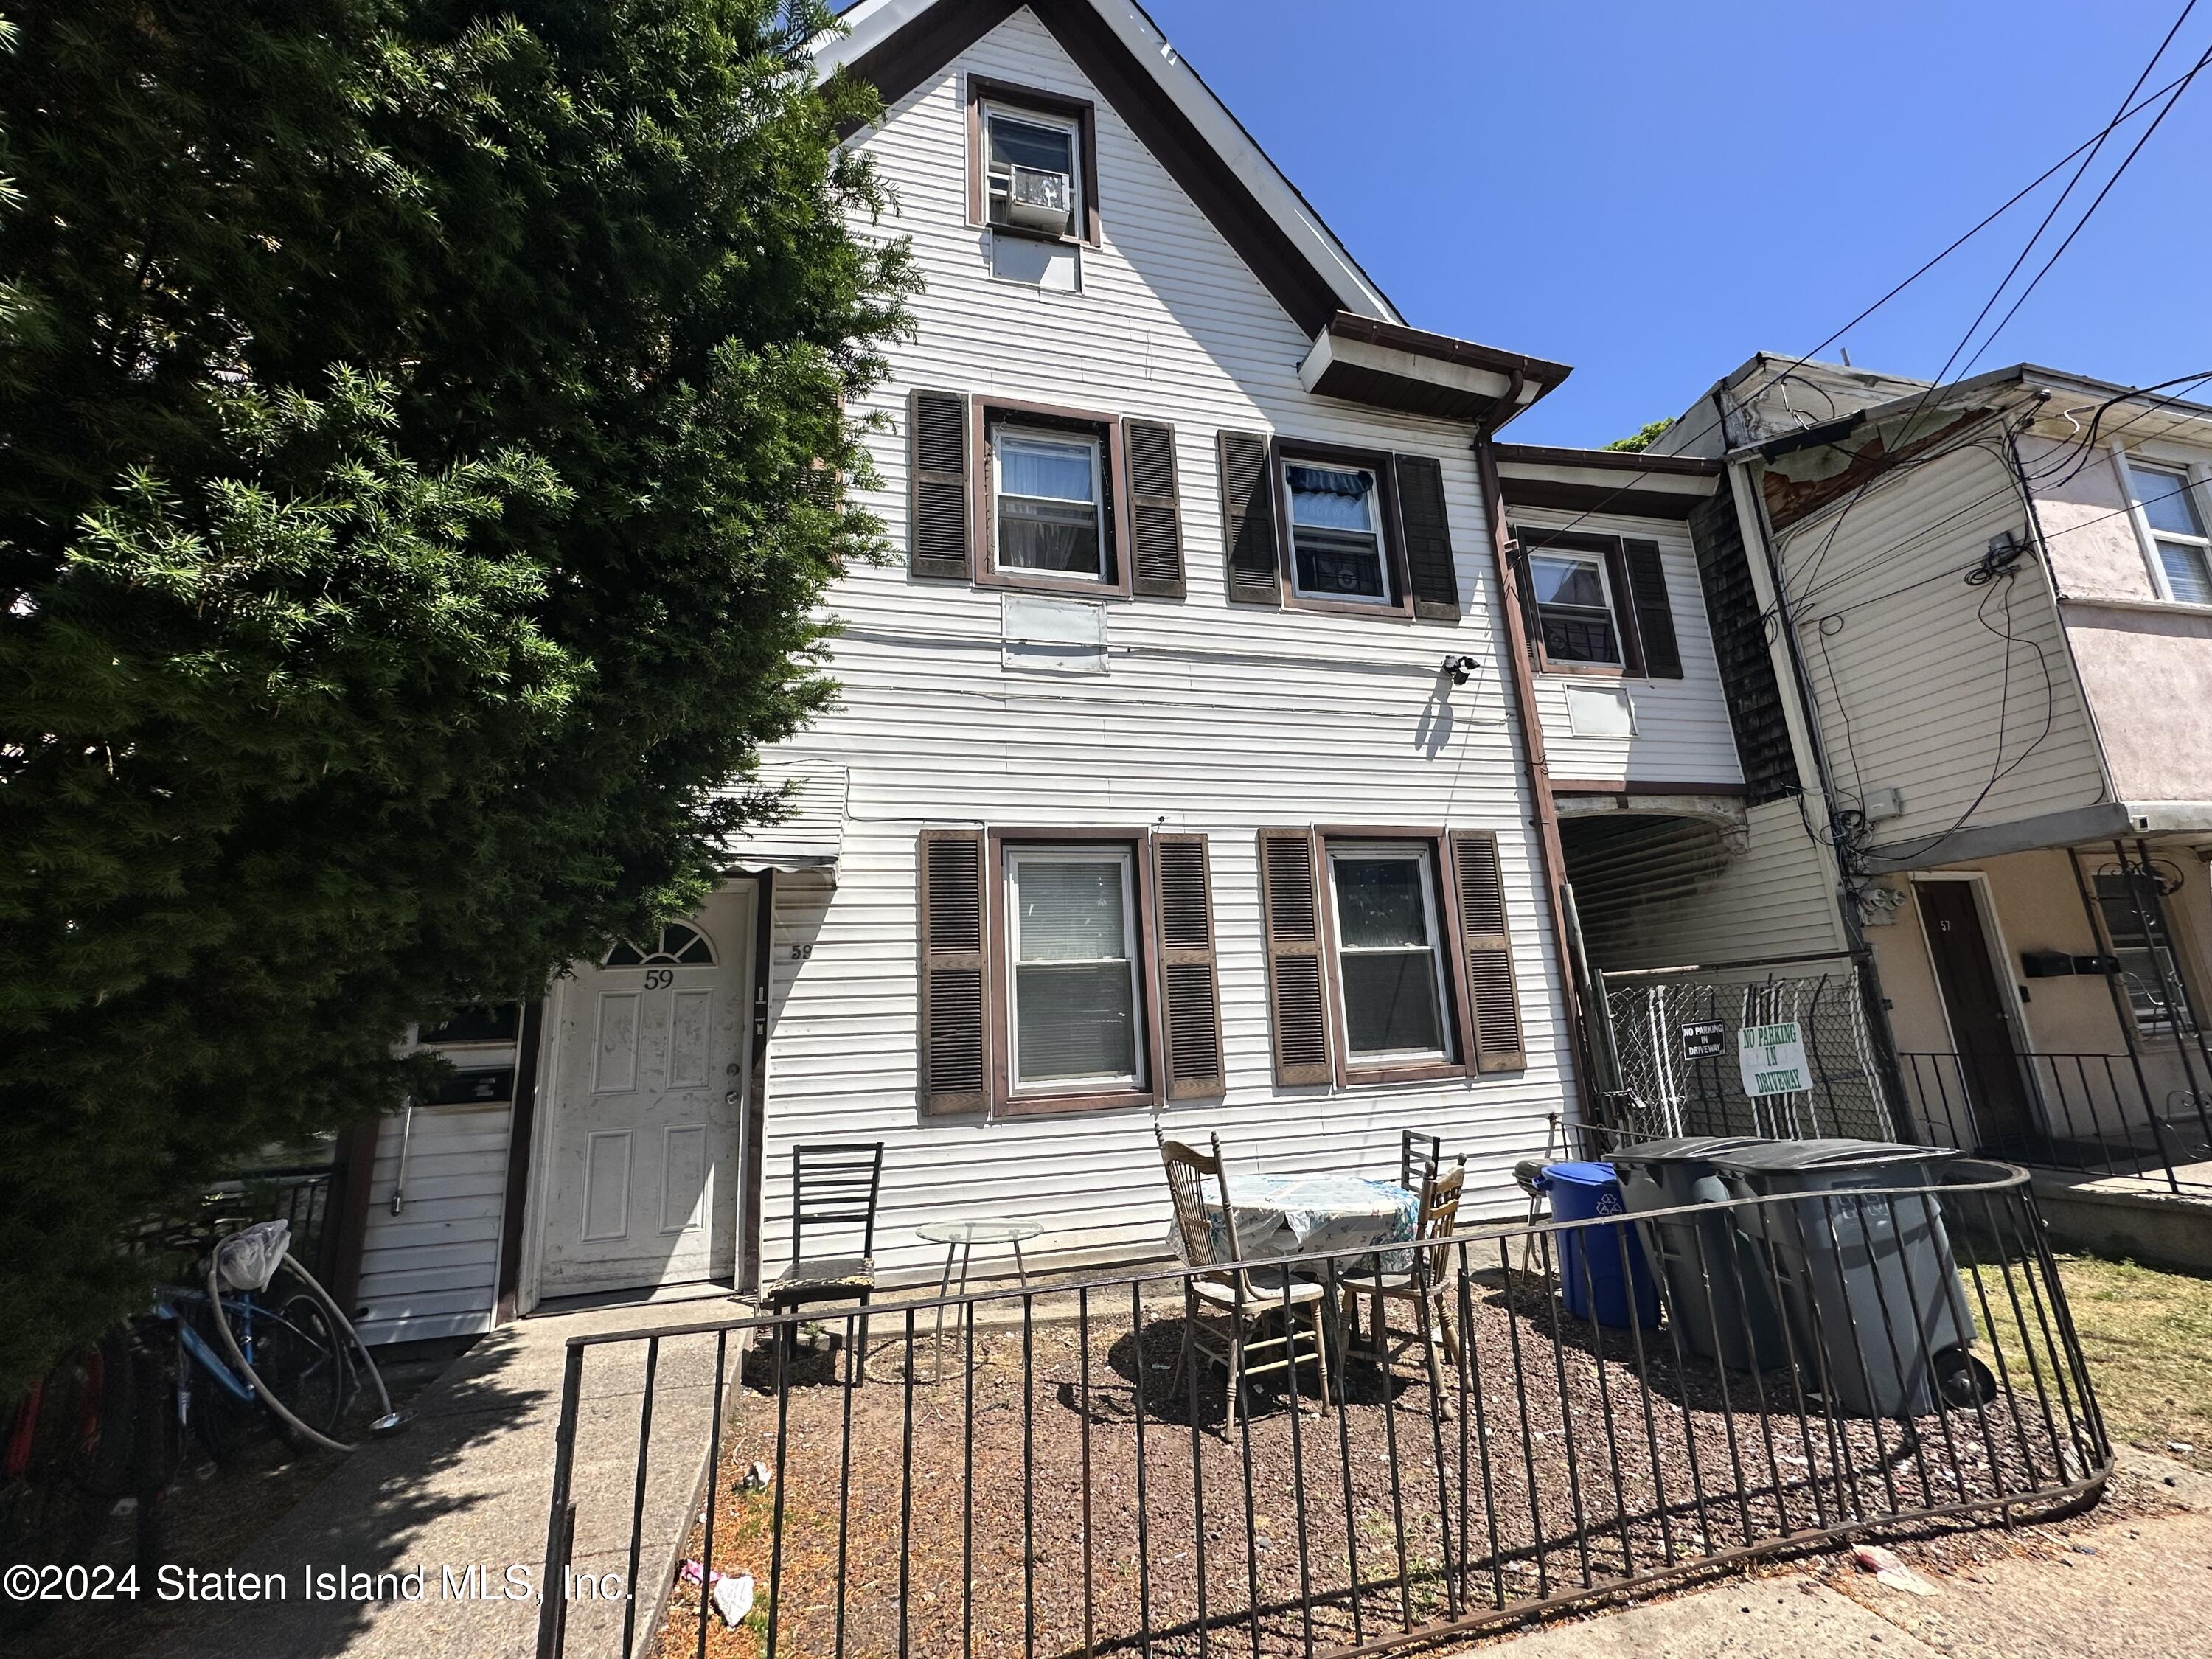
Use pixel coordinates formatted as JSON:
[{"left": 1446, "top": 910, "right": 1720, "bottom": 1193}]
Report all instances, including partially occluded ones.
[
  {"left": 2023, "top": 437, "right": 2160, "bottom": 600},
  {"left": 2025, "top": 437, "right": 2212, "bottom": 803}
]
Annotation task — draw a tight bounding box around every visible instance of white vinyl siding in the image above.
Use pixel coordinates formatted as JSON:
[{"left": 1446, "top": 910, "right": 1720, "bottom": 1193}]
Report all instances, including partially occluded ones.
[
  {"left": 1516, "top": 510, "right": 1746, "bottom": 787},
  {"left": 353, "top": 1100, "right": 512, "bottom": 1344},
  {"left": 1566, "top": 800, "right": 1850, "bottom": 973},
  {"left": 741, "top": 7, "right": 1573, "bottom": 1280},
  {"left": 1774, "top": 441, "right": 2106, "bottom": 850}
]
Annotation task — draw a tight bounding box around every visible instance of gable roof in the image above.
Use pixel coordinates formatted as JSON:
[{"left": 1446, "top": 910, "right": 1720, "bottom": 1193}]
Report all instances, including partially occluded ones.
[{"left": 819, "top": 0, "right": 1398, "bottom": 335}]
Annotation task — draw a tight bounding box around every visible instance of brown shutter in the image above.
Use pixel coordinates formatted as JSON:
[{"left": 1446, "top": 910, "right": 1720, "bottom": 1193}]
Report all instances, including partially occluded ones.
[
  {"left": 917, "top": 830, "right": 989, "bottom": 1113},
  {"left": 1446, "top": 830, "right": 1525, "bottom": 1073},
  {"left": 1217, "top": 430, "right": 1281, "bottom": 606},
  {"left": 1257, "top": 829, "right": 1331, "bottom": 1085},
  {"left": 1622, "top": 538, "right": 1683, "bottom": 678},
  {"left": 1600, "top": 537, "right": 1646, "bottom": 677},
  {"left": 1394, "top": 453, "right": 1461, "bottom": 622},
  {"left": 1123, "top": 418, "right": 1186, "bottom": 598},
  {"left": 1152, "top": 834, "right": 1224, "bottom": 1097},
  {"left": 908, "top": 390, "right": 971, "bottom": 580}
]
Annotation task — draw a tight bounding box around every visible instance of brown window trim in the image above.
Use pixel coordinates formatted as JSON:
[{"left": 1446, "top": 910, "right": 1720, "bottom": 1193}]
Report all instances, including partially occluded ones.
[
  {"left": 986, "top": 827, "right": 1166, "bottom": 1117},
  {"left": 1514, "top": 524, "right": 1648, "bottom": 677},
  {"left": 965, "top": 74, "right": 1102, "bottom": 248},
  {"left": 973, "top": 396, "right": 1133, "bottom": 599},
  {"left": 1275, "top": 439, "right": 1415, "bottom": 621},
  {"left": 1312, "top": 825, "right": 1476, "bottom": 1086}
]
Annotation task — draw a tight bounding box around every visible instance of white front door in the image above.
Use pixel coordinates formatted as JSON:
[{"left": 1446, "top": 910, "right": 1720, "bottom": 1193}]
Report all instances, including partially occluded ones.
[{"left": 538, "top": 886, "right": 751, "bottom": 1298}]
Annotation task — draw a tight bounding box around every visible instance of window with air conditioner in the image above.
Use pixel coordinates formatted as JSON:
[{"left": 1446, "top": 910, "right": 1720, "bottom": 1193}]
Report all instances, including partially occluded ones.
[
  {"left": 2124, "top": 458, "right": 2212, "bottom": 605},
  {"left": 984, "top": 107, "right": 1077, "bottom": 237}
]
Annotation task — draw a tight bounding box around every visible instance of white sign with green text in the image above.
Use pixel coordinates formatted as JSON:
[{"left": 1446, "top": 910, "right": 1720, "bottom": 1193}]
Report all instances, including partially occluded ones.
[{"left": 1738, "top": 1021, "right": 1809, "bottom": 1097}]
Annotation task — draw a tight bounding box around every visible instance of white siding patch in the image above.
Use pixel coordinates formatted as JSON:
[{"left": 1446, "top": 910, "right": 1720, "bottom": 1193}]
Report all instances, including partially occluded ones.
[{"left": 352, "top": 1100, "right": 513, "bottom": 1346}]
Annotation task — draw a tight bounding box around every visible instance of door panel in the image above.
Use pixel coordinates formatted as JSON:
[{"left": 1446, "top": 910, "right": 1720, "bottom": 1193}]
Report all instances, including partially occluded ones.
[
  {"left": 540, "top": 886, "right": 751, "bottom": 1295},
  {"left": 1916, "top": 880, "right": 2037, "bottom": 1148}
]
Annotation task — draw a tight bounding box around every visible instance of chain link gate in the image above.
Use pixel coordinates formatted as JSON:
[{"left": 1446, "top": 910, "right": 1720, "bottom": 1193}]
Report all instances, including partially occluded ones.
[{"left": 1593, "top": 950, "right": 1897, "bottom": 1142}]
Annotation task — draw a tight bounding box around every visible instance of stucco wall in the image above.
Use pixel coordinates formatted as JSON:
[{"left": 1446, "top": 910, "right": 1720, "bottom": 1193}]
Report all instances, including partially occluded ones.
[
  {"left": 1871, "top": 846, "right": 2212, "bottom": 1138},
  {"left": 2023, "top": 435, "right": 2212, "bottom": 804}
]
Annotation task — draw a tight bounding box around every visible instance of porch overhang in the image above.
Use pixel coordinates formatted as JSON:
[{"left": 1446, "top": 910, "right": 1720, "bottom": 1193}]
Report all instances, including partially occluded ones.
[
  {"left": 1859, "top": 799, "right": 2212, "bottom": 872},
  {"left": 719, "top": 760, "right": 847, "bottom": 885},
  {"left": 1298, "top": 313, "right": 1569, "bottom": 428}
]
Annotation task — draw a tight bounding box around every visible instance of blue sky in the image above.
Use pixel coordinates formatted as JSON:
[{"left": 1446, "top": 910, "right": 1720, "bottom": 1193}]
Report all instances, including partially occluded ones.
[{"left": 1138, "top": 1, "right": 2212, "bottom": 447}]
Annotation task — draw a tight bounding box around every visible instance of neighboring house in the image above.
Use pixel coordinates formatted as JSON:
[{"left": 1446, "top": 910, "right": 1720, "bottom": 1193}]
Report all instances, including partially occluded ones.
[{"left": 1652, "top": 355, "right": 2212, "bottom": 1178}]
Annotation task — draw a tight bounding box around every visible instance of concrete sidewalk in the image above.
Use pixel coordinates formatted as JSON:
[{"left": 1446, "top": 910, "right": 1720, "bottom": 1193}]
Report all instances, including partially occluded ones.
[
  {"left": 153, "top": 1297, "right": 745, "bottom": 1659},
  {"left": 1482, "top": 1451, "right": 2212, "bottom": 1658}
]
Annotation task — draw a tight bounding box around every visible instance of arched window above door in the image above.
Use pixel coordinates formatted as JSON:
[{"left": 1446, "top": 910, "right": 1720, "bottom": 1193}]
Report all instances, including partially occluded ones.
[{"left": 602, "top": 922, "right": 716, "bottom": 967}]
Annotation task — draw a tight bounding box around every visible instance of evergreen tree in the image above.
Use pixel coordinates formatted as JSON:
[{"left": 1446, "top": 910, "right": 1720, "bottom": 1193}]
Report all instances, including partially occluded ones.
[{"left": 0, "top": 0, "right": 913, "bottom": 1388}]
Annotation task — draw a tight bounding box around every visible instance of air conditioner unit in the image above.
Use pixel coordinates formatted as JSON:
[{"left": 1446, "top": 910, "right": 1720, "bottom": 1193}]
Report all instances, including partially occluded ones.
[{"left": 1005, "top": 164, "right": 1072, "bottom": 234}]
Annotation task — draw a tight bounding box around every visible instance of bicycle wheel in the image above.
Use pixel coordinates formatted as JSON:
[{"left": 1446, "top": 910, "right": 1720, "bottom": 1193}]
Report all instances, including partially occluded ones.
[
  {"left": 180, "top": 1305, "right": 261, "bottom": 1464},
  {"left": 255, "top": 1294, "right": 349, "bottom": 1444}
]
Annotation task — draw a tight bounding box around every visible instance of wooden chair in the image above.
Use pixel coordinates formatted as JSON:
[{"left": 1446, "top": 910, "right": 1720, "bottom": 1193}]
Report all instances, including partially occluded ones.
[
  {"left": 1399, "top": 1129, "right": 1443, "bottom": 1192},
  {"left": 1341, "top": 1158, "right": 1465, "bottom": 1405},
  {"left": 763, "top": 1142, "right": 884, "bottom": 1384},
  {"left": 1160, "top": 1135, "right": 1332, "bottom": 1432}
]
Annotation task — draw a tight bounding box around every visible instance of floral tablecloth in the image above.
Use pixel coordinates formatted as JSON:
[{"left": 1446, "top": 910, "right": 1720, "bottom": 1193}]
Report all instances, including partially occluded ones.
[{"left": 1172, "top": 1171, "right": 1419, "bottom": 1269}]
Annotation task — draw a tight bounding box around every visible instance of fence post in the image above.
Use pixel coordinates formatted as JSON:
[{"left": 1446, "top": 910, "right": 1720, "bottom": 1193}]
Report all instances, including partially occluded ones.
[{"left": 537, "top": 1341, "right": 586, "bottom": 1659}]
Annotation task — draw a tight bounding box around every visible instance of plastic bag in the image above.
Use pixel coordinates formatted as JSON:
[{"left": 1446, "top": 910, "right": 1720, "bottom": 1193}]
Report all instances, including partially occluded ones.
[{"left": 214, "top": 1220, "right": 292, "bottom": 1292}]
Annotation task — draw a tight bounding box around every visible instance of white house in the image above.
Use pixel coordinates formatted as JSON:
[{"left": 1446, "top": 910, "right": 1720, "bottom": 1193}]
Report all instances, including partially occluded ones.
[{"left": 333, "top": 0, "right": 1823, "bottom": 1341}]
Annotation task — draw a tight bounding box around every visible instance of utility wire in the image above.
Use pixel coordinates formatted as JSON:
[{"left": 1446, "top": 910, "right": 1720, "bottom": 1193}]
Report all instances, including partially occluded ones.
[{"left": 1508, "top": 60, "right": 2207, "bottom": 543}]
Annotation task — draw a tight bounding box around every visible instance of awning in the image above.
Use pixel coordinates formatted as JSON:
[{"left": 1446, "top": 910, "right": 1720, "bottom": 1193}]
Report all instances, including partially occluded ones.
[{"left": 720, "top": 759, "right": 846, "bottom": 884}]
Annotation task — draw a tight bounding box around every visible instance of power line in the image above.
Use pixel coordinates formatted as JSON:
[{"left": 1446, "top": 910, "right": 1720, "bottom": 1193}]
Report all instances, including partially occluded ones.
[
  {"left": 1511, "top": 58, "right": 2208, "bottom": 542},
  {"left": 1916, "top": 1, "right": 2201, "bottom": 400}
]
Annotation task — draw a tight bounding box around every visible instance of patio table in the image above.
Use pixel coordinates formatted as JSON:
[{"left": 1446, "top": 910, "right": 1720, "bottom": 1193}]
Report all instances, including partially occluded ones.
[{"left": 1173, "top": 1170, "right": 1419, "bottom": 1269}]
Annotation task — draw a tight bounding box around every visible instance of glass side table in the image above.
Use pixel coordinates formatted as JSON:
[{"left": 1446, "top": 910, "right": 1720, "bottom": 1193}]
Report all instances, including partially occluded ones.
[{"left": 913, "top": 1217, "right": 1046, "bottom": 1382}]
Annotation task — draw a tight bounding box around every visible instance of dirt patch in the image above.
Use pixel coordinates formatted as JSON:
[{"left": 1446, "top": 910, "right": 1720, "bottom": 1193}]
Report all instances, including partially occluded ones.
[{"left": 650, "top": 1267, "right": 2103, "bottom": 1658}]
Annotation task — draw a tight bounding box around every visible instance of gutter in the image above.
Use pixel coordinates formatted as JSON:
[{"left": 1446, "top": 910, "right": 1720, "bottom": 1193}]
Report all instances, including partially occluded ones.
[{"left": 1472, "top": 380, "right": 1596, "bottom": 1123}]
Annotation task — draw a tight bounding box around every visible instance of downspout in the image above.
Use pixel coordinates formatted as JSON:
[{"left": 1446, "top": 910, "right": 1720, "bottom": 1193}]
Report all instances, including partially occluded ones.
[
  {"left": 1730, "top": 454, "right": 1916, "bottom": 1138},
  {"left": 1473, "top": 383, "right": 1598, "bottom": 1125}
]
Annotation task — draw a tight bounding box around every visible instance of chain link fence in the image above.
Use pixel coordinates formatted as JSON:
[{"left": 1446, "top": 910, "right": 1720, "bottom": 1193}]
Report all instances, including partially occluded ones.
[{"left": 1596, "top": 952, "right": 1895, "bottom": 1142}]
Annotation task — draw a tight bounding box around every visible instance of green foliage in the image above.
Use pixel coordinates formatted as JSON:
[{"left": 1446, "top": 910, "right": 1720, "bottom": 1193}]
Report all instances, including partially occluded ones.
[
  {"left": 0, "top": 0, "right": 914, "bottom": 1388},
  {"left": 1604, "top": 417, "right": 1675, "bottom": 453}
]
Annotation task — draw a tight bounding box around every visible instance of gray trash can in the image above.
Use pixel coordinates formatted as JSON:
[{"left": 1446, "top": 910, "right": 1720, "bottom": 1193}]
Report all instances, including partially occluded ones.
[
  {"left": 1613, "top": 1137, "right": 1790, "bottom": 1371},
  {"left": 1709, "top": 1139, "right": 1992, "bottom": 1418}
]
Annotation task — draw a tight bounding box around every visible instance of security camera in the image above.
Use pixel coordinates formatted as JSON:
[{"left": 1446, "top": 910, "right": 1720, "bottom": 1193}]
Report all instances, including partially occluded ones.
[{"left": 1441, "top": 653, "right": 1481, "bottom": 686}]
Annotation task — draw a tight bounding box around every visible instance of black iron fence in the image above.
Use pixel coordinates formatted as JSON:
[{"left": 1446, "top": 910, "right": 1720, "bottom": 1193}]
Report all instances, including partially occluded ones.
[
  {"left": 1901, "top": 1051, "right": 2212, "bottom": 1195},
  {"left": 538, "top": 1162, "right": 2106, "bottom": 1659}
]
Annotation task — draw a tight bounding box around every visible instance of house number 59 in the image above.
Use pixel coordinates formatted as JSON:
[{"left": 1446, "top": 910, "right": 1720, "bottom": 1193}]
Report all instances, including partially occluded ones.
[{"left": 643, "top": 968, "right": 674, "bottom": 990}]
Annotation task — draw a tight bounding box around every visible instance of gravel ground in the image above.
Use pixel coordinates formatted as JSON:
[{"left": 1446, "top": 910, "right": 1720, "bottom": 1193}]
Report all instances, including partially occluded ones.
[{"left": 647, "top": 1265, "right": 2112, "bottom": 1659}]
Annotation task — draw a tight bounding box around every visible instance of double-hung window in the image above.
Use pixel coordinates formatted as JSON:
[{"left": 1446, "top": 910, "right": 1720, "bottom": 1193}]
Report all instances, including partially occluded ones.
[
  {"left": 1326, "top": 842, "right": 1453, "bottom": 1063},
  {"left": 1005, "top": 846, "right": 1144, "bottom": 1092},
  {"left": 2096, "top": 871, "right": 2199, "bottom": 1036},
  {"left": 994, "top": 427, "right": 1104, "bottom": 580},
  {"left": 1529, "top": 549, "right": 1621, "bottom": 666},
  {"left": 2124, "top": 459, "right": 2212, "bottom": 605},
  {"left": 1286, "top": 462, "right": 1389, "bottom": 602}
]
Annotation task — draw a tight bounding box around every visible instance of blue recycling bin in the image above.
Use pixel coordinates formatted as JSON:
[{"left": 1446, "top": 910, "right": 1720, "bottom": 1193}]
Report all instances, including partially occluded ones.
[{"left": 1537, "top": 1161, "right": 1660, "bottom": 1329}]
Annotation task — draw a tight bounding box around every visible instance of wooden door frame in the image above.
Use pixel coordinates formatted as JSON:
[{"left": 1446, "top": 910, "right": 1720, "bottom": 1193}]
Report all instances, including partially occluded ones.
[
  {"left": 516, "top": 882, "right": 758, "bottom": 1315},
  {"left": 1910, "top": 870, "right": 2042, "bottom": 1137}
]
